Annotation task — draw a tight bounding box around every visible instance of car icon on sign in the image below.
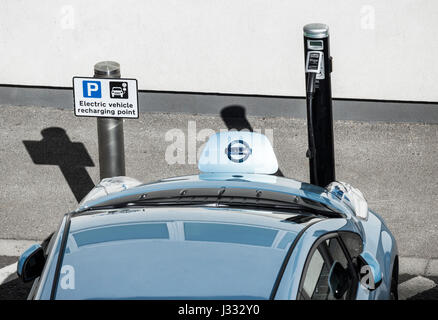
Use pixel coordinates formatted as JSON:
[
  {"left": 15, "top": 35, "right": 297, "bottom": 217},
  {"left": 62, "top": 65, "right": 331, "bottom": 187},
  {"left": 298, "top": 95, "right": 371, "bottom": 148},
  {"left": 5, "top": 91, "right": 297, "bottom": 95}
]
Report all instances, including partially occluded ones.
[{"left": 111, "top": 87, "right": 124, "bottom": 98}]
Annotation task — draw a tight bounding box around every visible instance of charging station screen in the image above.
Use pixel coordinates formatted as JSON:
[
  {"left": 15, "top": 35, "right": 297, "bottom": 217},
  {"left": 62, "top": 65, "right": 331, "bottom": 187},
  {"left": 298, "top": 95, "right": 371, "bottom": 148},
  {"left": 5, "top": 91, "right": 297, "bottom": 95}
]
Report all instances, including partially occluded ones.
[{"left": 308, "top": 40, "right": 323, "bottom": 50}]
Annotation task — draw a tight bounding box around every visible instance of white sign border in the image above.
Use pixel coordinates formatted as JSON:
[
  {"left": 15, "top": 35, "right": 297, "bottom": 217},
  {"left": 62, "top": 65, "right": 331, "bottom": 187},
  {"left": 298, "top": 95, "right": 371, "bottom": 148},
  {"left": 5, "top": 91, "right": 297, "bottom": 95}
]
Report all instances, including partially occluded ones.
[{"left": 72, "top": 76, "right": 139, "bottom": 119}]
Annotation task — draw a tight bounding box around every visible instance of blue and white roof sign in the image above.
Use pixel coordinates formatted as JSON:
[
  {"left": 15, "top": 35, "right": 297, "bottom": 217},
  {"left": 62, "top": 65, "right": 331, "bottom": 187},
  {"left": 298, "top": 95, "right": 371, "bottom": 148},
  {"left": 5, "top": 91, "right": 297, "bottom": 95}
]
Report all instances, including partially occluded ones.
[
  {"left": 198, "top": 131, "right": 278, "bottom": 174},
  {"left": 73, "top": 77, "right": 139, "bottom": 118}
]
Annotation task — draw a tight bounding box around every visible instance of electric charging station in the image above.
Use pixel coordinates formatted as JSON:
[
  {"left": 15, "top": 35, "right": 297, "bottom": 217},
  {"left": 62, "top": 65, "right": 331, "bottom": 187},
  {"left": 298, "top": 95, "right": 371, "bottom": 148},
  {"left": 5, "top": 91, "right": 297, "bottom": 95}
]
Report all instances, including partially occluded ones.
[{"left": 303, "top": 23, "right": 335, "bottom": 187}]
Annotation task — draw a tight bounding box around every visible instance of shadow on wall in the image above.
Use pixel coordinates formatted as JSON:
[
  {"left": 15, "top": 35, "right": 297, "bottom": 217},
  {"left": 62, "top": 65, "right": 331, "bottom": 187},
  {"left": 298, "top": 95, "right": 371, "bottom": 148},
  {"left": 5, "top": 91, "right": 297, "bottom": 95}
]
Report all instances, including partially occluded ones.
[
  {"left": 220, "top": 105, "right": 284, "bottom": 177},
  {"left": 220, "top": 104, "right": 254, "bottom": 131},
  {"left": 22, "top": 127, "right": 95, "bottom": 203}
]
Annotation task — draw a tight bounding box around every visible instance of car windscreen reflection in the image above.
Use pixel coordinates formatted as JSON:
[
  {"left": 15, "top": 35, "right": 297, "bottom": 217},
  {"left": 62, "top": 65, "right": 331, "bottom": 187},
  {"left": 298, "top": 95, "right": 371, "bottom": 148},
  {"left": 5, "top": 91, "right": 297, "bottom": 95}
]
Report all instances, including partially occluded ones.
[{"left": 56, "top": 221, "right": 298, "bottom": 299}]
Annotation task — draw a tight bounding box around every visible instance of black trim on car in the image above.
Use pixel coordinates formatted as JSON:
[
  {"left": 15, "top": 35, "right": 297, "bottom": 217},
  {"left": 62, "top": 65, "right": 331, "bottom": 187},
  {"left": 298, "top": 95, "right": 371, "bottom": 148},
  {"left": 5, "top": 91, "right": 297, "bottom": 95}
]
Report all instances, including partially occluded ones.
[
  {"left": 297, "top": 233, "right": 338, "bottom": 300},
  {"left": 296, "top": 232, "right": 361, "bottom": 300},
  {"left": 49, "top": 212, "right": 72, "bottom": 300},
  {"left": 336, "top": 232, "right": 360, "bottom": 299},
  {"left": 81, "top": 187, "right": 346, "bottom": 218}
]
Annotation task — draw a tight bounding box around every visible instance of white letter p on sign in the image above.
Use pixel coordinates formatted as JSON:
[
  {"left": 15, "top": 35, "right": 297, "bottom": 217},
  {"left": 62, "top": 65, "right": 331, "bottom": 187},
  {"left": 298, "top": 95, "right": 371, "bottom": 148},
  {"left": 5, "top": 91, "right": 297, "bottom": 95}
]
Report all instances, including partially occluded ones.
[
  {"left": 82, "top": 80, "right": 101, "bottom": 98},
  {"left": 87, "top": 83, "right": 98, "bottom": 96}
]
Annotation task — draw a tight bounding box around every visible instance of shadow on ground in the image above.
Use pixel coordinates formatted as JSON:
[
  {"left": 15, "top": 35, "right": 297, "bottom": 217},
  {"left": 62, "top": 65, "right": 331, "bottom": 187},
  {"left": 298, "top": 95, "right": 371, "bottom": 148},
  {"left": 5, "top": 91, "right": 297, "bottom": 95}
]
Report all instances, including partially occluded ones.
[
  {"left": 23, "top": 127, "right": 95, "bottom": 202},
  {"left": 0, "top": 277, "right": 33, "bottom": 300}
]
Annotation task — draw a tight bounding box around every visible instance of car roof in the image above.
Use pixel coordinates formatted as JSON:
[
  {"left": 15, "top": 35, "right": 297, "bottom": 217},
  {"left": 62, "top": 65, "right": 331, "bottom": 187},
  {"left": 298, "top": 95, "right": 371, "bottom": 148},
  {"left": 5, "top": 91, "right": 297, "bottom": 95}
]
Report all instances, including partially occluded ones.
[{"left": 54, "top": 206, "right": 323, "bottom": 299}]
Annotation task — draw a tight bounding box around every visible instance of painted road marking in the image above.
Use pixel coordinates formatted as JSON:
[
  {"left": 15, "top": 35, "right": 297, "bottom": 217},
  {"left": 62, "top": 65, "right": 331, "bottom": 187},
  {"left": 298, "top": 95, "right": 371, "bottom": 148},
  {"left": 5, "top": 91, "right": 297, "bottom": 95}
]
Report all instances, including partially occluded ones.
[
  {"left": 399, "top": 257, "right": 438, "bottom": 276},
  {"left": 0, "top": 262, "right": 17, "bottom": 285},
  {"left": 0, "top": 239, "right": 39, "bottom": 257},
  {"left": 426, "top": 259, "right": 438, "bottom": 276},
  {"left": 399, "top": 276, "right": 437, "bottom": 300}
]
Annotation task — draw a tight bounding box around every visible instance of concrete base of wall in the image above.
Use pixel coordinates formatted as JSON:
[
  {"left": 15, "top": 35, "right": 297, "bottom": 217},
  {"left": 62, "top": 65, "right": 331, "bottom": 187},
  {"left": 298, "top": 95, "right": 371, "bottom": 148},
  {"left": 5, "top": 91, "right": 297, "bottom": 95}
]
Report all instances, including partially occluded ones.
[{"left": 1, "top": 85, "right": 438, "bottom": 123}]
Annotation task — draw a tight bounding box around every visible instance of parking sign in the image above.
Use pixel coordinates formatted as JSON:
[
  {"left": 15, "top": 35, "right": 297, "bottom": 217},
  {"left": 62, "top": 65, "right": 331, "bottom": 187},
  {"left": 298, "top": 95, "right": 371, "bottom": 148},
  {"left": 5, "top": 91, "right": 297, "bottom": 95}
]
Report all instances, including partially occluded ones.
[
  {"left": 82, "top": 81, "right": 102, "bottom": 98},
  {"left": 73, "top": 77, "right": 139, "bottom": 118}
]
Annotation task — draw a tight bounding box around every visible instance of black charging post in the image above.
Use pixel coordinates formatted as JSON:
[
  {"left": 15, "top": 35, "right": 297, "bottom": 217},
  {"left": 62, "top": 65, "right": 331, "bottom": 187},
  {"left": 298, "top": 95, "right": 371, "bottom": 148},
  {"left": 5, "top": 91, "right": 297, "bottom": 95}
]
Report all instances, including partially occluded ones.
[{"left": 303, "top": 23, "right": 335, "bottom": 187}]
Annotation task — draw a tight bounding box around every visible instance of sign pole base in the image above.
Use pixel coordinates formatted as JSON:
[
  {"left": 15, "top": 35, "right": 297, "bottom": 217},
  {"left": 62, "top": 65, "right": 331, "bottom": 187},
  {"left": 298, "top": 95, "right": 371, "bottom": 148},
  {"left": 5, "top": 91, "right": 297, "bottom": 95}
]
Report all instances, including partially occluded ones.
[
  {"left": 94, "top": 61, "right": 126, "bottom": 179},
  {"left": 97, "top": 117, "right": 125, "bottom": 179}
]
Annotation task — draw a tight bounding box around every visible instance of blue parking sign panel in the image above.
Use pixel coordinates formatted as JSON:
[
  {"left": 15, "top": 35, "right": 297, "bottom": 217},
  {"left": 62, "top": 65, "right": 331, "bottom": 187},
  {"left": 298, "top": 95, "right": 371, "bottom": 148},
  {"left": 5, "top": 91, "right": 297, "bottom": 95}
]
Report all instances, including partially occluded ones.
[{"left": 82, "top": 80, "right": 102, "bottom": 98}]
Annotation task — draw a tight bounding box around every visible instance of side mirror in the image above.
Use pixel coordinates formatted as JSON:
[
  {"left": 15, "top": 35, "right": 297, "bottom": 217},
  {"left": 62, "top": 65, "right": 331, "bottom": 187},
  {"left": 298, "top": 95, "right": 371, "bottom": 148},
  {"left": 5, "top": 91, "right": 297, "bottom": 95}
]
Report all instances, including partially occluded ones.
[
  {"left": 17, "top": 244, "right": 46, "bottom": 282},
  {"left": 358, "top": 251, "right": 382, "bottom": 291},
  {"left": 328, "top": 261, "right": 350, "bottom": 299}
]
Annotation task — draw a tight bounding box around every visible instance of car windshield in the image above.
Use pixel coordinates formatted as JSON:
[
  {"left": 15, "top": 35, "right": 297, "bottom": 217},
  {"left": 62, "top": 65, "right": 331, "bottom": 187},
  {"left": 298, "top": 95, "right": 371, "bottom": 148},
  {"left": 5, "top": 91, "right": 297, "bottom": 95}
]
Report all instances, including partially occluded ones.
[{"left": 51, "top": 207, "right": 312, "bottom": 299}]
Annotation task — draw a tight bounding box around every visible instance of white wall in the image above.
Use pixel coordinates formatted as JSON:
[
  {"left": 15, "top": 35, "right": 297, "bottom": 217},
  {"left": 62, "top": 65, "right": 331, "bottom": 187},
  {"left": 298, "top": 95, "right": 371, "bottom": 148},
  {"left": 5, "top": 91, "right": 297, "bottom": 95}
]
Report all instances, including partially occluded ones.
[{"left": 0, "top": 0, "right": 437, "bottom": 101}]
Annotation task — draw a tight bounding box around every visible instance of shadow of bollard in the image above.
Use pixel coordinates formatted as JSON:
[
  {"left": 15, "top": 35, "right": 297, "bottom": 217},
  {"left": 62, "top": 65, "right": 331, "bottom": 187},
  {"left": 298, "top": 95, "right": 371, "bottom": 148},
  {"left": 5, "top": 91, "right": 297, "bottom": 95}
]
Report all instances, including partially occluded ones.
[
  {"left": 220, "top": 105, "right": 284, "bottom": 177},
  {"left": 220, "top": 105, "right": 254, "bottom": 131},
  {"left": 23, "top": 127, "right": 95, "bottom": 202}
]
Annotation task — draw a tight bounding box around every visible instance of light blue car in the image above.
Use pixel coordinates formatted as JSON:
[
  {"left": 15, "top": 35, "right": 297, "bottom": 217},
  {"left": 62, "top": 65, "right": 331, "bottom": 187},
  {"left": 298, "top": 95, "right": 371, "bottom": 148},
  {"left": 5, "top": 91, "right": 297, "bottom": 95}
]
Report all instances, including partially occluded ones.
[{"left": 17, "top": 131, "right": 398, "bottom": 300}]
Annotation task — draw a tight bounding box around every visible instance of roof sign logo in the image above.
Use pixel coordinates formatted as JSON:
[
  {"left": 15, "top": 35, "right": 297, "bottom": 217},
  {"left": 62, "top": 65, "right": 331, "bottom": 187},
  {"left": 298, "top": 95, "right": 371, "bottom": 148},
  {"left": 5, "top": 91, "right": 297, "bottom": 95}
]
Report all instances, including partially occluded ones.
[
  {"left": 226, "top": 140, "right": 252, "bottom": 163},
  {"left": 198, "top": 131, "right": 278, "bottom": 174}
]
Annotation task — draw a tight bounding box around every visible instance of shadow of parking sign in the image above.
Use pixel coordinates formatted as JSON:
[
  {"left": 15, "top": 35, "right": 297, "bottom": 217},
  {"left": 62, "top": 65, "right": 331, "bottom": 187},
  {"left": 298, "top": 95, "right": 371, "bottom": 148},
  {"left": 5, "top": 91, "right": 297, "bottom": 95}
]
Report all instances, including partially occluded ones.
[{"left": 23, "top": 127, "right": 95, "bottom": 202}]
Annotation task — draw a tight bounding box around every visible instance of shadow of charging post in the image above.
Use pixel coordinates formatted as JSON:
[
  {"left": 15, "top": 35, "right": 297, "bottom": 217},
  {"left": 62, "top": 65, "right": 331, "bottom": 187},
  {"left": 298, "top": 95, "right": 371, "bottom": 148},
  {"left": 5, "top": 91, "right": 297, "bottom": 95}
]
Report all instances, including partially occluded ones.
[{"left": 23, "top": 127, "right": 95, "bottom": 202}]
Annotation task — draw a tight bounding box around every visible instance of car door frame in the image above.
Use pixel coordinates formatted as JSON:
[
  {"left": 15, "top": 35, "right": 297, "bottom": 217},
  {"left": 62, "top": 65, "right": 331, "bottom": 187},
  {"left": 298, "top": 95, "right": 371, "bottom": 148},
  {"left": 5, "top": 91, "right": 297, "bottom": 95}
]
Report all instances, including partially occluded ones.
[{"left": 296, "top": 231, "right": 361, "bottom": 300}]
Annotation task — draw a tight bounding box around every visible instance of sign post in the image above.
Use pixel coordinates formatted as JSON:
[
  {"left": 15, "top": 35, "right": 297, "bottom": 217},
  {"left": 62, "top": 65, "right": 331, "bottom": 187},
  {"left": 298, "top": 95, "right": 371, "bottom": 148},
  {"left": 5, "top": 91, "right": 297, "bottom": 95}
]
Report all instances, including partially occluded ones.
[{"left": 73, "top": 61, "right": 139, "bottom": 179}]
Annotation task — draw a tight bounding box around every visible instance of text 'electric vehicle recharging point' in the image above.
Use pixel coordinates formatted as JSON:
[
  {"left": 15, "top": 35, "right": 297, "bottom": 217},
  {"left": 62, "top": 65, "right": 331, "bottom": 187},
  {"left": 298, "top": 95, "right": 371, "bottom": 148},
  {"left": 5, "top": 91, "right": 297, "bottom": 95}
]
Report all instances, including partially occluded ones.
[{"left": 303, "top": 23, "right": 335, "bottom": 187}]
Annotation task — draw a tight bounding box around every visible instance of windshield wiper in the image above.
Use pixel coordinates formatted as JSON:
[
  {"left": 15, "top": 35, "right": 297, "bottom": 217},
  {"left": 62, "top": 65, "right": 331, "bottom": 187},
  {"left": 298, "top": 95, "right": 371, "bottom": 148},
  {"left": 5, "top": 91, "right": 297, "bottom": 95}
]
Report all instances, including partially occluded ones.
[
  {"left": 86, "top": 187, "right": 344, "bottom": 218},
  {"left": 122, "top": 200, "right": 340, "bottom": 218}
]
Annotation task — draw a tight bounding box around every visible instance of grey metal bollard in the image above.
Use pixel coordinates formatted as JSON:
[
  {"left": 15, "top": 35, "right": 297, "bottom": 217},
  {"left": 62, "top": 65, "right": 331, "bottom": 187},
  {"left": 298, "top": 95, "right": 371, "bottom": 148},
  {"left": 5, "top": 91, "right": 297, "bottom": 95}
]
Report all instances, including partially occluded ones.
[{"left": 94, "top": 61, "right": 126, "bottom": 179}]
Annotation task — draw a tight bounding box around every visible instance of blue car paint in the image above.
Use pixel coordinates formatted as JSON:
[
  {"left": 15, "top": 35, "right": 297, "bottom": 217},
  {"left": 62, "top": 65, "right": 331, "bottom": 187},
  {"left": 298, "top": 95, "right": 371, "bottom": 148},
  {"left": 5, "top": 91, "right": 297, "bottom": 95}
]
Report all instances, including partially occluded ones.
[
  {"left": 17, "top": 244, "right": 42, "bottom": 277},
  {"left": 360, "top": 251, "right": 383, "bottom": 284},
  {"left": 273, "top": 218, "right": 350, "bottom": 299},
  {"left": 35, "top": 215, "right": 67, "bottom": 300},
  {"left": 357, "top": 209, "right": 398, "bottom": 300},
  {"left": 273, "top": 209, "right": 397, "bottom": 300},
  {"left": 31, "top": 173, "right": 397, "bottom": 300}
]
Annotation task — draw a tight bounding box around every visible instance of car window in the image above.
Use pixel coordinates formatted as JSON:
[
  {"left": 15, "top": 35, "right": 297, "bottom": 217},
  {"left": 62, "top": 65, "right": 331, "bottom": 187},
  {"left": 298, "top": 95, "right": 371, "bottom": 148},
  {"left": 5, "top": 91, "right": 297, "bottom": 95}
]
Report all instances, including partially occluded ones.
[
  {"left": 339, "top": 232, "right": 363, "bottom": 260},
  {"left": 52, "top": 215, "right": 299, "bottom": 300},
  {"left": 299, "top": 237, "right": 354, "bottom": 300}
]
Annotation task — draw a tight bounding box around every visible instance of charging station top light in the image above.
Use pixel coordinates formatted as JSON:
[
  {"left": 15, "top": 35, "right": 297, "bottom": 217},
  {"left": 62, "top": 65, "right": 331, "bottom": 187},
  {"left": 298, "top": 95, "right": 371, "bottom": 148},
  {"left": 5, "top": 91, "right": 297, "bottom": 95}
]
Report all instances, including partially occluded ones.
[{"left": 303, "top": 23, "right": 329, "bottom": 39}]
